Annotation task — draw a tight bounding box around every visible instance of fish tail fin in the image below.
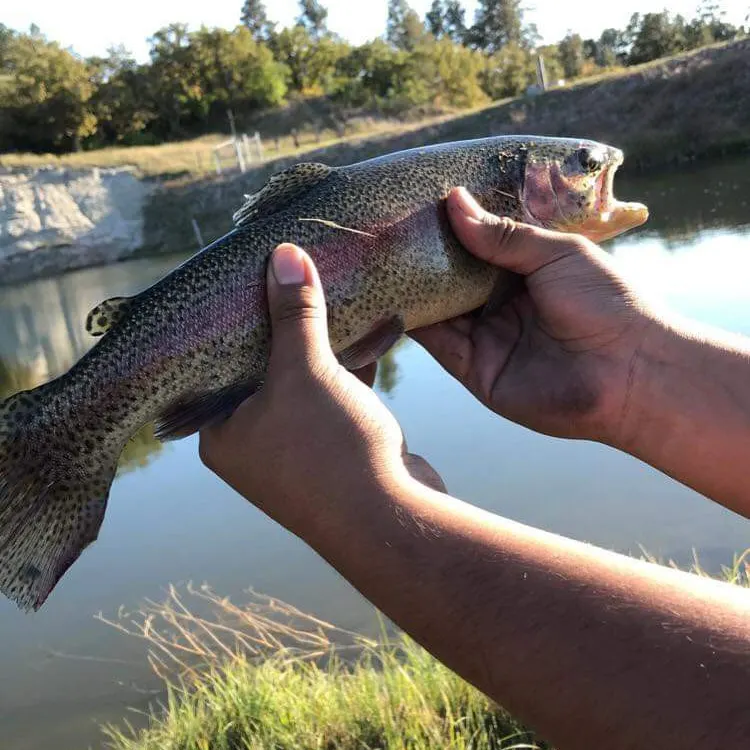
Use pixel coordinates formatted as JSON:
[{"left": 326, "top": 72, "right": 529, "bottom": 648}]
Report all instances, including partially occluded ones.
[{"left": 0, "top": 386, "right": 118, "bottom": 611}]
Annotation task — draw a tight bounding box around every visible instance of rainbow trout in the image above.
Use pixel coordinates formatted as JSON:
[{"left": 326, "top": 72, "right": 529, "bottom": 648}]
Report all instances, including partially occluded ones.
[{"left": 0, "top": 136, "right": 648, "bottom": 611}]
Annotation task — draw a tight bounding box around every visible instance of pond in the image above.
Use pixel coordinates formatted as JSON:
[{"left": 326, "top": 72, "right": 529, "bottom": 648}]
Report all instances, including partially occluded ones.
[{"left": 1, "top": 155, "right": 749, "bottom": 749}]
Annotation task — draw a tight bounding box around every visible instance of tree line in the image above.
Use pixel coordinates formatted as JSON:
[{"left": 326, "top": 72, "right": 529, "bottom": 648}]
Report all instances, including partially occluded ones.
[{"left": 0, "top": 0, "right": 745, "bottom": 154}]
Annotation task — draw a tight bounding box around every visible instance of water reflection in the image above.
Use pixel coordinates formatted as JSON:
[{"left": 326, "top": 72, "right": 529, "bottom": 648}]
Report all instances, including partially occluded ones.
[
  {"left": 0, "top": 357, "right": 38, "bottom": 401},
  {"left": 617, "top": 157, "right": 750, "bottom": 249},
  {"left": 377, "top": 339, "right": 406, "bottom": 397}
]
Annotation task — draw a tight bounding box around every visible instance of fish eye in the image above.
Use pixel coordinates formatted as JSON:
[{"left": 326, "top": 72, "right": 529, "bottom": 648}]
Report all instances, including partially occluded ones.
[{"left": 576, "top": 147, "right": 605, "bottom": 174}]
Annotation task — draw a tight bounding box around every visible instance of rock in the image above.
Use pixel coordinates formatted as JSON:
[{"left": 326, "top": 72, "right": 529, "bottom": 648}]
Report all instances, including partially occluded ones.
[{"left": 0, "top": 166, "right": 153, "bottom": 285}]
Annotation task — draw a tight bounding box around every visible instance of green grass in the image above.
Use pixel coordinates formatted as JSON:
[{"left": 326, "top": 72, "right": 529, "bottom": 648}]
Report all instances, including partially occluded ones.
[{"left": 100, "top": 550, "right": 749, "bottom": 750}]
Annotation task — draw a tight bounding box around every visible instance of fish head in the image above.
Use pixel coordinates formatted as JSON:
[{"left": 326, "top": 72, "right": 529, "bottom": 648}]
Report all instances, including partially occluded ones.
[{"left": 520, "top": 139, "right": 649, "bottom": 242}]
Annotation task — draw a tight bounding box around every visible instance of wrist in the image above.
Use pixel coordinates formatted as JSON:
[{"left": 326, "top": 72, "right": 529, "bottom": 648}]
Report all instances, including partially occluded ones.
[
  {"left": 604, "top": 313, "right": 693, "bottom": 456},
  {"left": 281, "top": 460, "right": 417, "bottom": 544}
]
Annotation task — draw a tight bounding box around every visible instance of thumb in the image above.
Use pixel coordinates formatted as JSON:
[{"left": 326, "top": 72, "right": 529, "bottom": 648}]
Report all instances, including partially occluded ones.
[
  {"left": 447, "top": 186, "right": 590, "bottom": 276},
  {"left": 266, "top": 243, "right": 336, "bottom": 374}
]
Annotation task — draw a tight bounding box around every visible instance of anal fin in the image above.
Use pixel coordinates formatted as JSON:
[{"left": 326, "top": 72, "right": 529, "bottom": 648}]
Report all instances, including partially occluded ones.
[
  {"left": 337, "top": 316, "right": 404, "bottom": 371},
  {"left": 155, "top": 380, "right": 259, "bottom": 441}
]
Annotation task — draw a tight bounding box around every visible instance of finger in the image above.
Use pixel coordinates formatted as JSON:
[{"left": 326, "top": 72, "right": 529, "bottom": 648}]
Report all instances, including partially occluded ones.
[
  {"left": 409, "top": 320, "right": 473, "bottom": 383},
  {"left": 351, "top": 362, "right": 377, "bottom": 388},
  {"left": 446, "top": 187, "right": 589, "bottom": 276},
  {"left": 266, "top": 243, "right": 337, "bottom": 374}
]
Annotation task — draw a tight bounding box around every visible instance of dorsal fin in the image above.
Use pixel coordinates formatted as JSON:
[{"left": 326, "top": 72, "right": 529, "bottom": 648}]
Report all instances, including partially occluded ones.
[
  {"left": 233, "top": 162, "right": 333, "bottom": 227},
  {"left": 85, "top": 296, "right": 132, "bottom": 337}
]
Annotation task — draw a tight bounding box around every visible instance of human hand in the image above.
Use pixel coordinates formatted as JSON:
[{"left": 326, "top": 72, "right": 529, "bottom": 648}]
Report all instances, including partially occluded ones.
[
  {"left": 199, "top": 244, "right": 444, "bottom": 537},
  {"left": 411, "top": 187, "right": 657, "bottom": 444}
]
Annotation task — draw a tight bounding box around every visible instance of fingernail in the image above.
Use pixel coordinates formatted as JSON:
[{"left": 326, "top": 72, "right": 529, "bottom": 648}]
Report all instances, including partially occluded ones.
[
  {"left": 272, "top": 244, "right": 306, "bottom": 285},
  {"left": 453, "top": 187, "right": 485, "bottom": 220}
]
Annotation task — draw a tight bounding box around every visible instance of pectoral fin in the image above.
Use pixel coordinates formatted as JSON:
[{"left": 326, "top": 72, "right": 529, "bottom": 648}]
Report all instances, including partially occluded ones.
[{"left": 337, "top": 316, "right": 405, "bottom": 371}]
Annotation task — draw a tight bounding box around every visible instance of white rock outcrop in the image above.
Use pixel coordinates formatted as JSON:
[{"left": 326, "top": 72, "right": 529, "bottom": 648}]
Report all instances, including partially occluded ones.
[{"left": 0, "top": 166, "right": 153, "bottom": 283}]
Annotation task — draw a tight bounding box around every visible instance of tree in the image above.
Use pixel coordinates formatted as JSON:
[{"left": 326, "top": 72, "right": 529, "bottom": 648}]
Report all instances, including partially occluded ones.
[
  {"left": 685, "top": 1, "right": 739, "bottom": 48},
  {"left": 297, "top": 0, "right": 329, "bottom": 39},
  {"left": 240, "top": 0, "right": 275, "bottom": 42},
  {"left": 87, "top": 46, "right": 154, "bottom": 145},
  {"left": 146, "top": 23, "right": 204, "bottom": 138},
  {"left": 628, "top": 11, "right": 687, "bottom": 65},
  {"left": 425, "top": 0, "right": 466, "bottom": 43},
  {"left": 189, "top": 26, "right": 287, "bottom": 110},
  {"left": 0, "top": 27, "right": 97, "bottom": 152},
  {"left": 593, "top": 27, "right": 626, "bottom": 66},
  {"left": 558, "top": 32, "right": 584, "bottom": 78},
  {"left": 470, "top": 0, "right": 524, "bottom": 53},
  {"left": 272, "top": 24, "right": 346, "bottom": 94},
  {"left": 333, "top": 38, "right": 404, "bottom": 105},
  {"left": 387, "top": 0, "right": 427, "bottom": 51},
  {"left": 425, "top": 0, "right": 446, "bottom": 38},
  {"left": 480, "top": 41, "right": 535, "bottom": 97}
]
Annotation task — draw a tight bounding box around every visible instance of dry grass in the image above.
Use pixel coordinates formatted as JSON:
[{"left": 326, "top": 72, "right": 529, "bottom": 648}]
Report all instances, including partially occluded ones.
[
  {"left": 0, "top": 111, "right": 477, "bottom": 181},
  {"left": 98, "top": 585, "right": 543, "bottom": 750},
  {"left": 98, "top": 550, "right": 749, "bottom": 750}
]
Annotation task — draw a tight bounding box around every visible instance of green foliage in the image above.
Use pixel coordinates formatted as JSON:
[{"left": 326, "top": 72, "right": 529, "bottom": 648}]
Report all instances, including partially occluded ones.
[
  {"left": 425, "top": 0, "right": 447, "bottom": 38},
  {"left": 271, "top": 25, "right": 348, "bottom": 95},
  {"left": 625, "top": 7, "right": 741, "bottom": 66},
  {"left": 333, "top": 38, "right": 405, "bottom": 105},
  {"left": 469, "top": 0, "right": 525, "bottom": 53},
  {"left": 402, "top": 38, "right": 489, "bottom": 109},
  {"left": 480, "top": 42, "right": 535, "bottom": 99},
  {"left": 628, "top": 12, "right": 688, "bottom": 65},
  {"left": 144, "top": 23, "right": 288, "bottom": 140},
  {"left": 87, "top": 48, "right": 153, "bottom": 146},
  {"left": 590, "top": 28, "right": 626, "bottom": 67},
  {"left": 387, "top": 0, "right": 428, "bottom": 51},
  {"left": 102, "top": 552, "right": 748, "bottom": 750},
  {"left": 297, "top": 0, "right": 329, "bottom": 40},
  {"left": 0, "top": 27, "right": 96, "bottom": 152},
  {"left": 0, "top": 1, "right": 743, "bottom": 155},
  {"left": 239, "top": 0, "right": 275, "bottom": 42},
  {"left": 425, "top": 0, "right": 468, "bottom": 44},
  {"left": 558, "top": 32, "right": 585, "bottom": 79}
]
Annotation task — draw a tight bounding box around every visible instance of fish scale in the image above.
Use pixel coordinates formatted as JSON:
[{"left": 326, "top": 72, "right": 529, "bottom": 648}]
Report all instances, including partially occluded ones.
[{"left": 0, "top": 135, "right": 648, "bottom": 611}]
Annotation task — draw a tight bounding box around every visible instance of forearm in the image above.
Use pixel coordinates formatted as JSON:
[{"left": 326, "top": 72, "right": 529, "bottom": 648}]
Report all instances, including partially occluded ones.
[
  {"left": 302, "top": 477, "right": 750, "bottom": 750},
  {"left": 615, "top": 315, "right": 750, "bottom": 518}
]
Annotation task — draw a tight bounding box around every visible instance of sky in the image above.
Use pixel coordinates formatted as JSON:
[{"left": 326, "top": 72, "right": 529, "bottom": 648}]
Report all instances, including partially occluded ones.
[{"left": 4, "top": 0, "right": 749, "bottom": 61}]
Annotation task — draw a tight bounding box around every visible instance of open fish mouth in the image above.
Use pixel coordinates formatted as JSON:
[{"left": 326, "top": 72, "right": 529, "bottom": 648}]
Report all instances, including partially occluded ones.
[{"left": 584, "top": 162, "right": 649, "bottom": 242}]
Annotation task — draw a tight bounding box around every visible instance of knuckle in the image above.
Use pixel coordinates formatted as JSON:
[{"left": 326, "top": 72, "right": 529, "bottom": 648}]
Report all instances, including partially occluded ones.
[
  {"left": 482, "top": 216, "right": 522, "bottom": 260},
  {"left": 274, "top": 300, "right": 322, "bottom": 326}
]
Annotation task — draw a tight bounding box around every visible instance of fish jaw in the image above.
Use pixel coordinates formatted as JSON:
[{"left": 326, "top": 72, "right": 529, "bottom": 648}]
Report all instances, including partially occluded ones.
[
  {"left": 521, "top": 144, "right": 649, "bottom": 243},
  {"left": 572, "top": 163, "right": 649, "bottom": 242}
]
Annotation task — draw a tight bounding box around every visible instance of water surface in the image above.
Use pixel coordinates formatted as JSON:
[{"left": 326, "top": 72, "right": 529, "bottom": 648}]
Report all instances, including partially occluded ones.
[{"left": 1, "top": 156, "right": 749, "bottom": 749}]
